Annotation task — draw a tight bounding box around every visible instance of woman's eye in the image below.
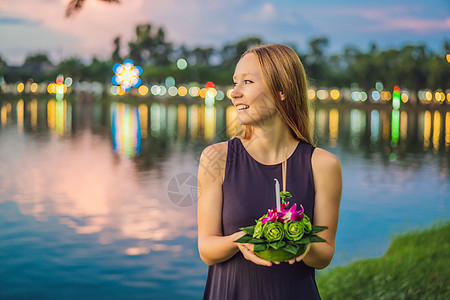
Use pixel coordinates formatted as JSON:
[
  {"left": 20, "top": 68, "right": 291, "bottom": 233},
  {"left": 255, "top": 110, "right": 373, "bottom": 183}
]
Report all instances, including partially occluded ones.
[
  {"left": 232, "top": 82, "right": 237, "bottom": 86},
  {"left": 244, "top": 80, "right": 253, "bottom": 84}
]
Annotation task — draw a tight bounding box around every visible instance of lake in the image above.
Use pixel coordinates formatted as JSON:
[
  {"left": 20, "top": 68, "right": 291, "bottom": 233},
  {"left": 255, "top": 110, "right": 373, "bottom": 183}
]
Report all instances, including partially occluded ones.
[{"left": 0, "top": 96, "right": 448, "bottom": 299}]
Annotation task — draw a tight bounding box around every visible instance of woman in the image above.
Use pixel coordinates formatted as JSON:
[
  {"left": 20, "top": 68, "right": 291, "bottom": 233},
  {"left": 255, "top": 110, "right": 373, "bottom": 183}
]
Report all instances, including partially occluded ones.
[{"left": 197, "top": 44, "right": 342, "bottom": 299}]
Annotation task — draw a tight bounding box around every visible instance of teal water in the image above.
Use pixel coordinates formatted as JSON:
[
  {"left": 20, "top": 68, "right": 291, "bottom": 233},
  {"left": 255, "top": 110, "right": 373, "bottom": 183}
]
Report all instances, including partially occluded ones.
[{"left": 0, "top": 97, "right": 448, "bottom": 299}]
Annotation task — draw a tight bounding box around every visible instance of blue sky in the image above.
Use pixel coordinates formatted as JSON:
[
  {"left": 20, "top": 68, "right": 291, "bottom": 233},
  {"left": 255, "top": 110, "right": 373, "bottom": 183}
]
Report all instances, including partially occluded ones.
[{"left": 0, "top": 0, "right": 449, "bottom": 65}]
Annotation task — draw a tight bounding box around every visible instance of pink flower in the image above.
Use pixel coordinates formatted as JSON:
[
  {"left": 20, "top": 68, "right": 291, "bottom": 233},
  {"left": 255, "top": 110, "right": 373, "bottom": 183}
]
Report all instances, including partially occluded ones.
[
  {"left": 261, "top": 209, "right": 288, "bottom": 224},
  {"left": 280, "top": 203, "right": 305, "bottom": 223}
]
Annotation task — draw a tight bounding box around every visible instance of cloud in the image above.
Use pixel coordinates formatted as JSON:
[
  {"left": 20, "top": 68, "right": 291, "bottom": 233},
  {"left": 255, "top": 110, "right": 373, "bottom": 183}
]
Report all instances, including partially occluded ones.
[
  {"left": 241, "top": 3, "right": 277, "bottom": 22},
  {"left": 0, "top": 16, "right": 41, "bottom": 26},
  {"left": 307, "top": 5, "right": 450, "bottom": 34}
]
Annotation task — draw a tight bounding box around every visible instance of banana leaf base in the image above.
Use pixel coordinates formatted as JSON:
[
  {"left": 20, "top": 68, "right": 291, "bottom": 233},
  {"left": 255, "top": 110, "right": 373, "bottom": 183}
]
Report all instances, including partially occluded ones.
[{"left": 254, "top": 244, "right": 307, "bottom": 262}]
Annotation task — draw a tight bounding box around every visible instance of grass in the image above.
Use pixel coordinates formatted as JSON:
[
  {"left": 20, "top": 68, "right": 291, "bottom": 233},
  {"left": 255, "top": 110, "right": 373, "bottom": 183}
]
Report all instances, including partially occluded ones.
[{"left": 317, "top": 221, "right": 450, "bottom": 300}]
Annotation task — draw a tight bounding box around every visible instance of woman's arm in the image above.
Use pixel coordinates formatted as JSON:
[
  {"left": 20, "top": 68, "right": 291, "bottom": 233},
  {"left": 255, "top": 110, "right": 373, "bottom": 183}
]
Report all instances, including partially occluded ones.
[
  {"left": 302, "top": 148, "right": 342, "bottom": 269},
  {"left": 197, "top": 143, "right": 245, "bottom": 265}
]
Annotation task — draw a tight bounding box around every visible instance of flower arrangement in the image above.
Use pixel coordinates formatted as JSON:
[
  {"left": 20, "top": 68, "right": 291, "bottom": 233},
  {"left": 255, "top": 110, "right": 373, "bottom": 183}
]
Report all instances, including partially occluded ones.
[
  {"left": 234, "top": 151, "right": 327, "bottom": 262},
  {"left": 234, "top": 190, "right": 327, "bottom": 262}
]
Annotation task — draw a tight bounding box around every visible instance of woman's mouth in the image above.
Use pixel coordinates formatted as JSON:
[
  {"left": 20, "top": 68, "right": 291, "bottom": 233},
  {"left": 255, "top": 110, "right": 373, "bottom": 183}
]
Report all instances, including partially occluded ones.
[{"left": 236, "top": 104, "right": 250, "bottom": 112}]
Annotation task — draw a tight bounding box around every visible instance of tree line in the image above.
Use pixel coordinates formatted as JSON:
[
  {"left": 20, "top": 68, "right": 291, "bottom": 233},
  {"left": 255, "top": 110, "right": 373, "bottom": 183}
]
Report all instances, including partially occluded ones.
[{"left": 1, "top": 23, "right": 449, "bottom": 92}]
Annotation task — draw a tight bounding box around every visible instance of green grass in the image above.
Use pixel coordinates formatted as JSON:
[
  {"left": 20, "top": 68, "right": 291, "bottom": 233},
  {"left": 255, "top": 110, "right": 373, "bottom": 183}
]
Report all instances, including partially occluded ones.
[{"left": 317, "top": 221, "right": 450, "bottom": 300}]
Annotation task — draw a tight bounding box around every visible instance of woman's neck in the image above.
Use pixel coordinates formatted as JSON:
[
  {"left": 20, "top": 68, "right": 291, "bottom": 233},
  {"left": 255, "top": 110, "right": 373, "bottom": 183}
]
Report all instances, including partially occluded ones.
[{"left": 242, "top": 116, "right": 298, "bottom": 164}]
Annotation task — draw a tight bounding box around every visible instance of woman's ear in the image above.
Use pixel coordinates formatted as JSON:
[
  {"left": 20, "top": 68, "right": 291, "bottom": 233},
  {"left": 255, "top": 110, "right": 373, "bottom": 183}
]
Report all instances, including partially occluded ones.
[{"left": 279, "top": 91, "right": 286, "bottom": 101}]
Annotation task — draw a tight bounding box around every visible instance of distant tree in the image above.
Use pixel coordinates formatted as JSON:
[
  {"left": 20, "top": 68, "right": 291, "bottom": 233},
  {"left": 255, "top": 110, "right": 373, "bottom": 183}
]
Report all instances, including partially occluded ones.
[
  {"left": 128, "top": 24, "right": 173, "bottom": 66},
  {"left": 23, "top": 53, "right": 53, "bottom": 67},
  {"left": 86, "top": 57, "right": 111, "bottom": 82},
  {"left": 66, "top": 0, "right": 120, "bottom": 17},
  {"left": 305, "top": 37, "right": 329, "bottom": 85},
  {"left": 0, "top": 55, "right": 7, "bottom": 77},
  {"left": 111, "top": 36, "right": 122, "bottom": 62},
  {"left": 191, "top": 47, "right": 214, "bottom": 65},
  {"left": 220, "top": 36, "right": 263, "bottom": 67},
  {"left": 21, "top": 53, "right": 55, "bottom": 82},
  {"left": 57, "top": 57, "right": 86, "bottom": 82}
]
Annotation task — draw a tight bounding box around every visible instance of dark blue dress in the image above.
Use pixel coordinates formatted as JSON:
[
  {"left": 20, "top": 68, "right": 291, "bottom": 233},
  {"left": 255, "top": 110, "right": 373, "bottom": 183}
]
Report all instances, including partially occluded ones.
[{"left": 203, "top": 137, "right": 320, "bottom": 300}]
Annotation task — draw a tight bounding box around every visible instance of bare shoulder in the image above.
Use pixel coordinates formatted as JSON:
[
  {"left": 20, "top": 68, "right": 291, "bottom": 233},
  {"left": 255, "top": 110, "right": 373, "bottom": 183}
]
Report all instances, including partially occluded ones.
[
  {"left": 200, "top": 141, "right": 228, "bottom": 161},
  {"left": 311, "top": 147, "right": 341, "bottom": 176},
  {"left": 198, "top": 141, "right": 229, "bottom": 184}
]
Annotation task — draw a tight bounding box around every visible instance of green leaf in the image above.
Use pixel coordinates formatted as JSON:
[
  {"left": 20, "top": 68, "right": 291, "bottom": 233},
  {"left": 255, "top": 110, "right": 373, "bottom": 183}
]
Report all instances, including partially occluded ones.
[
  {"left": 246, "top": 237, "right": 268, "bottom": 244},
  {"left": 234, "top": 235, "right": 253, "bottom": 243},
  {"left": 296, "top": 237, "right": 311, "bottom": 244},
  {"left": 309, "top": 235, "right": 327, "bottom": 243},
  {"left": 284, "top": 242, "right": 299, "bottom": 254},
  {"left": 311, "top": 225, "right": 328, "bottom": 234},
  {"left": 253, "top": 243, "right": 268, "bottom": 252},
  {"left": 269, "top": 241, "right": 286, "bottom": 249},
  {"left": 239, "top": 225, "right": 256, "bottom": 236}
]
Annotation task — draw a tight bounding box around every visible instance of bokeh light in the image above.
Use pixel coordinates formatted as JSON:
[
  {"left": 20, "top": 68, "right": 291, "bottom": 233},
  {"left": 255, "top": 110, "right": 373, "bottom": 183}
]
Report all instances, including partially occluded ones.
[
  {"left": 216, "top": 90, "right": 225, "bottom": 101},
  {"left": 30, "top": 83, "right": 38, "bottom": 93},
  {"left": 330, "top": 89, "right": 340, "bottom": 100},
  {"left": 138, "top": 85, "right": 149, "bottom": 96},
  {"left": 317, "top": 89, "right": 329, "bottom": 100},
  {"left": 372, "top": 91, "right": 380, "bottom": 101},
  {"left": 17, "top": 83, "right": 24, "bottom": 93},
  {"left": 189, "top": 87, "right": 200, "bottom": 97},
  {"left": 308, "top": 89, "right": 316, "bottom": 100},
  {"left": 226, "top": 88, "right": 233, "bottom": 100},
  {"left": 168, "top": 86, "right": 178, "bottom": 96},
  {"left": 177, "top": 58, "right": 188, "bottom": 70},
  {"left": 165, "top": 76, "right": 175, "bottom": 87},
  {"left": 375, "top": 81, "right": 383, "bottom": 91},
  {"left": 112, "top": 59, "right": 142, "bottom": 93},
  {"left": 178, "top": 86, "right": 187, "bottom": 97}
]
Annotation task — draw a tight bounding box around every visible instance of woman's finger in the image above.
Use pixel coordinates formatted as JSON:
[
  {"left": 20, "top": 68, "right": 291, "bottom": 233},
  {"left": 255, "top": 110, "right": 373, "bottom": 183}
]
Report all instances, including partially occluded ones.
[{"left": 237, "top": 243, "right": 273, "bottom": 266}]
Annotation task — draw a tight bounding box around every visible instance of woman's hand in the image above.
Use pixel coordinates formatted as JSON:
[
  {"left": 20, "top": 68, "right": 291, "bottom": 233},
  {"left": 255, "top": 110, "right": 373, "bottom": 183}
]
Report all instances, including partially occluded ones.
[
  {"left": 236, "top": 242, "right": 279, "bottom": 267},
  {"left": 234, "top": 231, "right": 280, "bottom": 267},
  {"left": 286, "top": 243, "right": 311, "bottom": 265}
]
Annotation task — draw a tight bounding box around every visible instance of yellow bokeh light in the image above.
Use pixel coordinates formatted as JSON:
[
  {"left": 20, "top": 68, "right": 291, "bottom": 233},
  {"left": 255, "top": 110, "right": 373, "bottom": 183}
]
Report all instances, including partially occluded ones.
[
  {"left": 401, "top": 93, "right": 409, "bottom": 103},
  {"left": 138, "top": 85, "right": 149, "bottom": 96},
  {"left": 447, "top": 54, "right": 450, "bottom": 63},
  {"left": 178, "top": 86, "right": 187, "bottom": 97},
  {"left": 17, "top": 83, "right": 24, "bottom": 93},
  {"left": 200, "top": 88, "right": 207, "bottom": 99},
  {"left": 207, "top": 88, "right": 217, "bottom": 98},
  {"left": 425, "top": 91, "right": 432, "bottom": 101},
  {"left": 435, "top": 92, "right": 440, "bottom": 101},
  {"left": 226, "top": 89, "right": 233, "bottom": 100},
  {"left": 189, "top": 86, "right": 200, "bottom": 97},
  {"left": 122, "top": 70, "right": 133, "bottom": 81},
  {"left": 118, "top": 88, "right": 125, "bottom": 96},
  {"left": 307, "top": 89, "right": 316, "bottom": 100},
  {"left": 30, "top": 83, "right": 38, "bottom": 93},
  {"left": 330, "top": 89, "right": 340, "bottom": 100},
  {"left": 381, "top": 91, "right": 392, "bottom": 101}
]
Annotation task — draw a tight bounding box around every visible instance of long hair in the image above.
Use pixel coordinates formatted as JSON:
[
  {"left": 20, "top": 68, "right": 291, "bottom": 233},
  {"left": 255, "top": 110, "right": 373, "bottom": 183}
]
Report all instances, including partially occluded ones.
[{"left": 234, "top": 44, "right": 314, "bottom": 146}]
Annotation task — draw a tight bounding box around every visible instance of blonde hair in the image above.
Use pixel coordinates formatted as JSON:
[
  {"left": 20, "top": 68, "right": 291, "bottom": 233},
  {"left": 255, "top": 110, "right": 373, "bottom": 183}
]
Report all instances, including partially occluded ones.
[{"left": 234, "top": 44, "right": 314, "bottom": 146}]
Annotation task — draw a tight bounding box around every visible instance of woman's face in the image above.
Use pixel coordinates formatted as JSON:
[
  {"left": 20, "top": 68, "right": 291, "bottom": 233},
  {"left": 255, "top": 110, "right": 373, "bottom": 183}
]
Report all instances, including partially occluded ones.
[{"left": 231, "top": 53, "right": 278, "bottom": 126}]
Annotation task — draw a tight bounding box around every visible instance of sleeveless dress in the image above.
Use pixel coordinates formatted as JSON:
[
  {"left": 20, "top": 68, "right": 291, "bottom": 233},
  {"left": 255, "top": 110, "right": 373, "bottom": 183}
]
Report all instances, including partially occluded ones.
[{"left": 202, "top": 137, "right": 320, "bottom": 300}]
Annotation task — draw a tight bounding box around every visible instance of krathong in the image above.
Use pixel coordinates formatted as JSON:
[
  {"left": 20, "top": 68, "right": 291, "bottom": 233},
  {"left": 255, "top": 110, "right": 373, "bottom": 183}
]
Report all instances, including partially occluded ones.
[{"left": 234, "top": 148, "right": 328, "bottom": 262}]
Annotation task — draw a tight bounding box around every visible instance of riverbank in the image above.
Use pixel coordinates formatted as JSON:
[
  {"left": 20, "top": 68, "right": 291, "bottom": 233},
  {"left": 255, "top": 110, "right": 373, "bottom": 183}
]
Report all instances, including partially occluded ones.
[{"left": 317, "top": 221, "right": 450, "bottom": 299}]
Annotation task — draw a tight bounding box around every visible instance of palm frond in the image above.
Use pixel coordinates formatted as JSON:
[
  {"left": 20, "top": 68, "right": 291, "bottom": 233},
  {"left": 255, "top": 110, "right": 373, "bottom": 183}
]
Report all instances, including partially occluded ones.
[{"left": 66, "top": 0, "right": 121, "bottom": 18}]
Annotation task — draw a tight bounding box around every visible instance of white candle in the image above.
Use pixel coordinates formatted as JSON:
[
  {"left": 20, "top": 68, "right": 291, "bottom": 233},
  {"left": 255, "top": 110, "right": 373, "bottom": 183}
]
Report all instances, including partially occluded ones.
[{"left": 274, "top": 178, "right": 280, "bottom": 211}]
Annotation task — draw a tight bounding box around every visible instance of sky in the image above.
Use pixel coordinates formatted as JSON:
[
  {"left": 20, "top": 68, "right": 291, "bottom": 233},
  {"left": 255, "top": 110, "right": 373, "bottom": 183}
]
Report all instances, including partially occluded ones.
[{"left": 0, "top": 0, "right": 449, "bottom": 66}]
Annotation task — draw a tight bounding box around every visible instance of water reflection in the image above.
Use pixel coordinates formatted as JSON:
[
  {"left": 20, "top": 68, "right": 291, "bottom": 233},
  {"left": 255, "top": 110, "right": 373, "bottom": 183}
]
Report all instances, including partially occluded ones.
[
  {"left": 1, "top": 98, "right": 449, "bottom": 155},
  {"left": 111, "top": 102, "right": 141, "bottom": 158},
  {"left": 0, "top": 97, "right": 448, "bottom": 299}
]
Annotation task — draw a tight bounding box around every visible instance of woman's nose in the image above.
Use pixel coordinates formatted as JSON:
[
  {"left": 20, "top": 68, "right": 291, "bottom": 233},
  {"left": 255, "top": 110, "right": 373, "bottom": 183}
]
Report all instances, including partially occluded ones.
[{"left": 230, "top": 86, "right": 242, "bottom": 99}]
